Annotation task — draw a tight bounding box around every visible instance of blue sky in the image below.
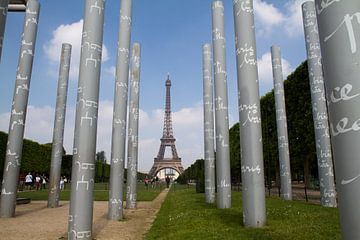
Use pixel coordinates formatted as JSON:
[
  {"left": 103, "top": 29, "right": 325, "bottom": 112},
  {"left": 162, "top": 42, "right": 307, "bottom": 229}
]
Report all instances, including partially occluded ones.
[{"left": 0, "top": 0, "right": 310, "bottom": 172}]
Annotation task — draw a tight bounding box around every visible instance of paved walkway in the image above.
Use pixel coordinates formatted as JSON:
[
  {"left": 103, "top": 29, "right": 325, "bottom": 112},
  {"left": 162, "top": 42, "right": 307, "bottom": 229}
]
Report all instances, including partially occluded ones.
[{"left": 0, "top": 188, "right": 169, "bottom": 240}]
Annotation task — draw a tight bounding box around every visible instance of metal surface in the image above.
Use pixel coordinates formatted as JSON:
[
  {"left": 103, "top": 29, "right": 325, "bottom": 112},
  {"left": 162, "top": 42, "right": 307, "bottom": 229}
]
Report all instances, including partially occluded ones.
[
  {"left": 149, "top": 75, "right": 184, "bottom": 177},
  {"left": 212, "top": 0, "right": 231, "bottom": 209},
  {"left": 108, "top": 0, "right": 132, "bottom": 221},
  {"left": 0, "top": 0, "right": 39, "bottom": 218},
  {"left": 315, "top": 0, "right": 360, "bottom": 239},
  {"left": 67, "top": 0, "right": 105, "bottom": 239},
  {"left": 0, "top": 0, "right": 9, "bottom": 61},
  {"left": 8, "top": 0, "right": 27, "bottom": 12},
  {"left": 301, "top": 1, "right": 336, "bottom": 208},
  {"left": 47, "top": 43, "right": 71, "bottom": 208},
  {"left": 202, "top": 43, "right": 216, "bottom": 204},
  {"left": 233, "top": 0, "right": 266, "bottom": 227},
  {"left": 126, "top": 43, "right": 141, "bottom": 209},
  {"left": 271, "top": 45, "right": 292, "bottom": 200}
]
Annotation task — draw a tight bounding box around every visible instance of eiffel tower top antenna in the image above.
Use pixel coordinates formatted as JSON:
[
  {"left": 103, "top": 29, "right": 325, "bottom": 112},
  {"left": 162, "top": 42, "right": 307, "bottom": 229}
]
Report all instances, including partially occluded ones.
[{"left": 163, "top": 74, "right": 173, "bottom": 138}]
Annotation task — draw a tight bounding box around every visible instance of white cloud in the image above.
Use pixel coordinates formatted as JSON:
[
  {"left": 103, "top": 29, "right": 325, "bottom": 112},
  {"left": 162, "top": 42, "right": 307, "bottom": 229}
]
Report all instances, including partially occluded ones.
[
  {"left": 43, "top": 20, "right": 109, "bottom": 80},
  {"left": 0, "top": 105, "right": 75, "bottom": 154},
  {"left": 104, "top": 66, "right": 116, "bottom": 77},
  {"left": 257, "top": 52, "right": 293, "bottom": 93},
  {"left": 254, "top": 0, "right": 285, "bottom": 36},
  {"left": 254, "top": 0, "right": 312, "bottom": 37},
  {"left": 284, "top": 0, "right": 311, "bottom": 37},
  {"left": 0, "top": 101, "right": 205, "bottom": 173}
]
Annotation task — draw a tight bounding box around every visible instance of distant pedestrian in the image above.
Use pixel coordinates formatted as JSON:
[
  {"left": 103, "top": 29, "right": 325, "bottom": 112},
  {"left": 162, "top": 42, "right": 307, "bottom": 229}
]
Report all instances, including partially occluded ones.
[
  {"left": 25, "top": 172, "right": 32, "bottom": 190},
  {"left": 63, "top": 176, "right": 68, "bottom": 189},
  {"left": 35, "top": 174, "right": 41, "bottom": 190},
  {"left": 166, "top": 176, "right": 170, "bottom": 188},
  {"left": 144, "top": 176, "right": 149, "bottom": 190},
  {"left": 42, "top": 175, "right": 47, "bottom": 189},
  {"left": 60, "top": 177, "right": 65, "bottom": 190},
  {"left": 151, "top": 177, "right": 156, "bottom": 188},
  {"left": 19, "top": 173, "right": 25, "bottom": 191}
]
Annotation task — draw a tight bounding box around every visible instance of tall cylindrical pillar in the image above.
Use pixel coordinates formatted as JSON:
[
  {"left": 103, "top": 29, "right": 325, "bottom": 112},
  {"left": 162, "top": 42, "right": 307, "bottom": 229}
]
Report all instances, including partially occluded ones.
[
  {"left": 271, "top": 45, "right": 292, "bottom": 200},
  {"left": 211, "top": 1, "right": 231, "bottom": 209},
  {"left": 315, "top": 1, "right": 360, "bottom": 239},
  {"left": 0, "top": 0, "right": 9, "bottom": 62},
  {"left": 301, "top": 1, "right": 336, "bottom": 208},
  {"left": 202, "top": 43, "right": 216, "bottom": 204},
  {"left": 47, "top": 43, "right": 72, "bottom": 208},
  {"left": 126, "top": 43, "right": 141, "bottom": 209},
  {"left": 108, "top": 0, "right": 132, "bottom": 220},
  {"left": 67, "top": 0, "right": 105, "bottom": 239},
  {"left": 233, "top": 0, "right": 266, "bottom": 227},
  {"left": 0, "top": 0, "right": 40, "bottom": 218}
]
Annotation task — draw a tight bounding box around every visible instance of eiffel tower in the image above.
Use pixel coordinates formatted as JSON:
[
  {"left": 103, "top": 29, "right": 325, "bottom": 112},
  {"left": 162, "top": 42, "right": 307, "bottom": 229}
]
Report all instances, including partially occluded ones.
[{"left": 149, "top": 75, "right": 184, "bottom": 177}]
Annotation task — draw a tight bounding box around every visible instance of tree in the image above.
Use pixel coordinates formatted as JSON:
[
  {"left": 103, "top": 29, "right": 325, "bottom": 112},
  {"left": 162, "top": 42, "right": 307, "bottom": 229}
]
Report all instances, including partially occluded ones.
[{"left": 96, "top": 151, "right": 106, "bottom": 163}]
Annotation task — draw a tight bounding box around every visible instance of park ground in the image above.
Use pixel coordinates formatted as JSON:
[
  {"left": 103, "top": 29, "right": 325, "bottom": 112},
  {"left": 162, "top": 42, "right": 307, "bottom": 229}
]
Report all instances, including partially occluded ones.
[
  {"left": 0, "top": 185, "right": 168, "bottom": 240},
  {"left": 0, "top": 184, "right": 341, "bottom": 239}
]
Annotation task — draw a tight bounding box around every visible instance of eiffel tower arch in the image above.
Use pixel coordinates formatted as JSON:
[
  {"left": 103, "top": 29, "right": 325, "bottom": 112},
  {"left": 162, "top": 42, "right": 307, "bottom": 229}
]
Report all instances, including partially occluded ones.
[{"left": 149, "top": 75, "right": 184, "bottom": 178}]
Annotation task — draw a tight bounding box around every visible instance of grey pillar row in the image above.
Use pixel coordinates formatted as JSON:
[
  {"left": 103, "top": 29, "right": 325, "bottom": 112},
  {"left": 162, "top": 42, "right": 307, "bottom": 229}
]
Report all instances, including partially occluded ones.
[
  {"left": 301, "top": 1, "right": 336, "bottom": 208},
  {"left": 108, "top": 0, "right": 132, "bottom": 220},
  {"left": 202, "top": 43, "right": 216, "bottom": 204},
  {"left": 315, "top": 1, "right": 360, "bottom": 239},
  {"left": 271, "top": 45, "right": 292, "bottom": 201},
  {"left": 0, "top": 0, "right": 39, "bottom": 218},
  {"left": 47, "top": 43, "right": 72, "bottom": 208},
  {"left": 211, "top": 0, "right": 231, "bottom": 209},
  {"left": 0, "top": 0, "right": 9, "bottom": 62},
  {"left": 233, "top": 0, "right": 266, "bottom": 227},
  {"left": 67, "top": 0, "right": 105, "bottom": 239},
  {"left": 126, "top": 43, "right": 141, "bottom": 209}
]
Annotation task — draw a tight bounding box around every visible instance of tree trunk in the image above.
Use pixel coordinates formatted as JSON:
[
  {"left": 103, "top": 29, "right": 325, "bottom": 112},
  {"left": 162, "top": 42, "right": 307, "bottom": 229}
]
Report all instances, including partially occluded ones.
[{"left": 304, "top": 156, "right": 311, "bottom": 189}]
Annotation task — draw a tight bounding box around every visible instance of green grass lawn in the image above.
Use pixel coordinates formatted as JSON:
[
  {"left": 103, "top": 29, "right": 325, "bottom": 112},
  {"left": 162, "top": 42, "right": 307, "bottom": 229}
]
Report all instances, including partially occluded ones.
[
  {"left": 17, "top": 182, "right": 164, "bottom": 201},
  {"left": 146, "top": 187, "right": 341, "bottom": 240}
]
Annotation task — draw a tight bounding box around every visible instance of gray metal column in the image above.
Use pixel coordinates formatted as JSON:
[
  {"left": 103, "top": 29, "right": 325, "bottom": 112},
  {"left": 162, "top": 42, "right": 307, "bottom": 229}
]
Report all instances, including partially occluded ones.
[
  {"left": 302, "top": 1, "right": 336, "bottom": 208},
  {"left": 47, "top": 43, "right": 71, "bottom": 208},
  {"left": 126, "top": 43, "right": 141, "bottom": 209},
  {"left": 271, "top": 45, "right": 292, "bottom": 200},
  {"left": 108, "top": 0, "right": 132, "bottom": 220},
  {"left": 202, "top": 43, "right": 216, "bottom": 204},
  {"left": 0, "top": 0, "right": 39, "bottom": 218},
  {"left": 315, "top": 1, "right": 360, "bottom": 238},
  {"left": 67, "top": 0, "right": 105, "bottom": 239},
  {"left": 211, "top": 0, "right": 231, "bottom": 209},
  {"left": 233, "top": 0, "right": 266, "bottom": 227},
  {"left": 0, "top": 0, "right": 9, "bottom": 62}
]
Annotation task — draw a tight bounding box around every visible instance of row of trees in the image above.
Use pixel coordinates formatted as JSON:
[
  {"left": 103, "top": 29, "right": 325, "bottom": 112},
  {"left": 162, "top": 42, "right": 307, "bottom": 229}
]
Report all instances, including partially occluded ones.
[
  {"left": 0, "top": 133, "right": 146, "bottom": 182},
  {"left": 178, "top": 61, "right": 320, "bottom": 189}
]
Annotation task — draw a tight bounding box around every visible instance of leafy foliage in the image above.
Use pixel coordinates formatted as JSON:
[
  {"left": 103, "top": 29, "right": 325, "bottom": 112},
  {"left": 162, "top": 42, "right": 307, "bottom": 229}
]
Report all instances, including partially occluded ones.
[
  {"left": 177, "top": 159, "right": 205, "bottom": 187},
  {"left": 262, "top": 61, "right": 318, "bottom": 186},
  {"left": 0, "top": 131, "right": 54, "bottom": 177}
]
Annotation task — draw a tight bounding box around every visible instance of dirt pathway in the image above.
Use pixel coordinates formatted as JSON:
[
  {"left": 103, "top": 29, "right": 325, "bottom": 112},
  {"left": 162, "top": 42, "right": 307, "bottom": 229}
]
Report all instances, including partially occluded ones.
[{"left": 0, "top": 188, "right": 169, "bottom": 240}]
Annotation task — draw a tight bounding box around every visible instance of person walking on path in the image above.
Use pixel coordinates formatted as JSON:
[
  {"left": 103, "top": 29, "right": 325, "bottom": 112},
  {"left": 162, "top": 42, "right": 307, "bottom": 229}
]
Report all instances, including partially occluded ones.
[{"left": 166, "top": 176, "right": 170, "bottom": 188}]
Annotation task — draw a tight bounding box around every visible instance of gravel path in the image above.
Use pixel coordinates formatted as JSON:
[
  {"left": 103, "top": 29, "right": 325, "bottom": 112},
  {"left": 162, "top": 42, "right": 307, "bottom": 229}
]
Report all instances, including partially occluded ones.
[{"left": 0, "top": 188, "right": 169, "bottom": 240}]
